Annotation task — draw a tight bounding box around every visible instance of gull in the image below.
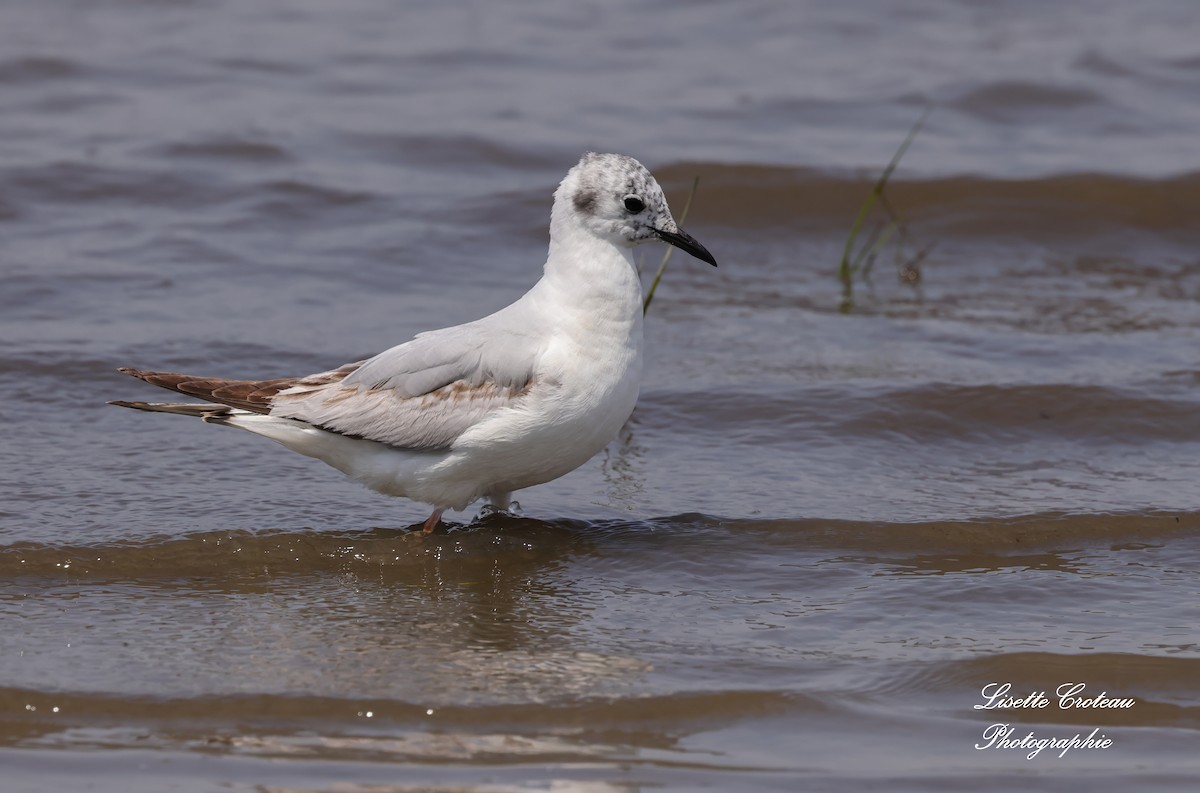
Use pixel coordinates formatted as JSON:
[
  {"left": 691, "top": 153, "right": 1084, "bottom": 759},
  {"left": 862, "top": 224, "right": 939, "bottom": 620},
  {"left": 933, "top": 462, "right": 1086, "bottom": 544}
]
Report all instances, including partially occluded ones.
[{"left": 111, "top": 152, "right": 717, "bottom": 533}]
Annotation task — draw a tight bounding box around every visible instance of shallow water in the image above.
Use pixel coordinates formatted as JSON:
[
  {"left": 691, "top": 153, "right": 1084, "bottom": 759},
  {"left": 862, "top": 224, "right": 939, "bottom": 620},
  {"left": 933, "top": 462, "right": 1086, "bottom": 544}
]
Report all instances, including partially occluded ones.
[{"left": 2, "top": 0, "right": 1200, "bottom": 790}]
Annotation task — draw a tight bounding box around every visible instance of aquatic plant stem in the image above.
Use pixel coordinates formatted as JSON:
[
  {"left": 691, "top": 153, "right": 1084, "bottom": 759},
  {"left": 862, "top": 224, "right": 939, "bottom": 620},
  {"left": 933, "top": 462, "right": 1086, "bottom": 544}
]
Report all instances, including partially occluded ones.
[{"left": 838, "top": 107, "right": 931, "bottom": 310}]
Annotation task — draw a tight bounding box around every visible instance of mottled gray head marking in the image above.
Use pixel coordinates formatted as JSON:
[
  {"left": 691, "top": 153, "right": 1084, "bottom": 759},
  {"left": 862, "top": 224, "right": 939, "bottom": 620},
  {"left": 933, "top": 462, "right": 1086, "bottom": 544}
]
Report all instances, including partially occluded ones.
[
  {"left": 557, "top": 152, "right": 717, "bottom": 266},
  {"left": 572, "top": 189, "right": 597, "bottom": 215}
]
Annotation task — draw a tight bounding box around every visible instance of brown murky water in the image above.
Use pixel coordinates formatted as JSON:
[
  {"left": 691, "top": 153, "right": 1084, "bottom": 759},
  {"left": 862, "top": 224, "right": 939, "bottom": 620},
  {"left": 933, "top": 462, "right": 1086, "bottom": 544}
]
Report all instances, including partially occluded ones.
[{"left": 2, "top": 1, "right": 1199, "bottom": 790}]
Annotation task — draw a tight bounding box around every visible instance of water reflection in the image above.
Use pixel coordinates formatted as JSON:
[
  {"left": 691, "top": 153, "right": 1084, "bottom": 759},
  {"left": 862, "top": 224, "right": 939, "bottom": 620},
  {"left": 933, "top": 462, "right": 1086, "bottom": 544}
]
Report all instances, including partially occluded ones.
[{"left": 0, "top": 518, "right": 647, "bottom": 705}]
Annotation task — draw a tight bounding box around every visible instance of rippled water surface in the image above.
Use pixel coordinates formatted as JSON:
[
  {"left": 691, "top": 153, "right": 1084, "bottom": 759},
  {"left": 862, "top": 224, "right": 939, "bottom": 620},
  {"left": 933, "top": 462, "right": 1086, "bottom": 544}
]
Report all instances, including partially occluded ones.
[{"left": 2, "top": 1, "right": 1199, "bottom": 791}]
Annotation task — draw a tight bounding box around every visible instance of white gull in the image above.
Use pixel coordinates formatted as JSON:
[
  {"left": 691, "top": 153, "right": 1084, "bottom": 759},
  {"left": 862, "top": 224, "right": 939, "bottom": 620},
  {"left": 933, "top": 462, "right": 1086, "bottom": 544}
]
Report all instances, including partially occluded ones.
[{"left": 111, "top": 152, "right": 717, "bottom": 532}]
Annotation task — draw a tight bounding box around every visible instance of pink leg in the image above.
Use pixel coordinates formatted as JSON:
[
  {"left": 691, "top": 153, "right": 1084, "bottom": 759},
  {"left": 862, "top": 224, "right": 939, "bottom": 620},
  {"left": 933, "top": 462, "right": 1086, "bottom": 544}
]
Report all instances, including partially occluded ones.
[{"left": 421, "top": 508, "right": 445, "bottom": 534}]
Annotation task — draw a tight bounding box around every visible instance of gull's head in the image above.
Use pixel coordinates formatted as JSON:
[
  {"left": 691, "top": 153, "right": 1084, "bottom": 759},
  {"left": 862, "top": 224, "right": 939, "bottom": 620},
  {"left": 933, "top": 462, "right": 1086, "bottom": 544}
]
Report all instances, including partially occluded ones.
[{"left": 554, "top": 152, "right": 717, "bottom": 267}]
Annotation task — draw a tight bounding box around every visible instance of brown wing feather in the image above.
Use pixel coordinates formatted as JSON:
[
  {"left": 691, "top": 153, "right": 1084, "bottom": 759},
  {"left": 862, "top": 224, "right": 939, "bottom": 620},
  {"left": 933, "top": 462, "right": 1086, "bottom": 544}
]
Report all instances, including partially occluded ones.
[{"left": 117, "top": 364, "right": 359, "bottom": 415}]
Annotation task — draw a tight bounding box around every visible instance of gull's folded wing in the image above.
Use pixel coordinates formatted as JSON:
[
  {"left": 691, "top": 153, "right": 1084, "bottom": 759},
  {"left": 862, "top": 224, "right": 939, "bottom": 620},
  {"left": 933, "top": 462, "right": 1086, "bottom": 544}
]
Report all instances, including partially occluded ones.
[{"left": 270, "top": 321, "right": 542, "bottom": 450}]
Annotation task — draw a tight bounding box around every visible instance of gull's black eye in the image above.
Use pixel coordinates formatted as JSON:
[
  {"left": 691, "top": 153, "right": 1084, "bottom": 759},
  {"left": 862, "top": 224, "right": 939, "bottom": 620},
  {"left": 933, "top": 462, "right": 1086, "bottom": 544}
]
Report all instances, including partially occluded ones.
[{"left": 623, "top": 195, "right": 645, "bottom": 214}]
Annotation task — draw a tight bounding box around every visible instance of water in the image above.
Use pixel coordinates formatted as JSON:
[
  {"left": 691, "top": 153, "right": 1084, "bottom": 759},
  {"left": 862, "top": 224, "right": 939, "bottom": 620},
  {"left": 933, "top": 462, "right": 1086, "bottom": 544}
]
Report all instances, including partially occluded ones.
[{"left": 2, "top": 0, "right": 1199, "bottom": 790}]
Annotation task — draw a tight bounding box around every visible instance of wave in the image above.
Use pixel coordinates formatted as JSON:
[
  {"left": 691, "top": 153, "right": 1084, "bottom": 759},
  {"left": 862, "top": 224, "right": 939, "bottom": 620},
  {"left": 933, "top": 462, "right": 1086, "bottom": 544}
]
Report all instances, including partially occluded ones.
[
  {"left": 639, "top": 383, "right": 1200, "bottom": 445},
  {"left": 652, "top": 163, "right": 1200, "bottom": 238},
  {"left": 1, "top": 511, "right": 1195, "bottom": 581}
]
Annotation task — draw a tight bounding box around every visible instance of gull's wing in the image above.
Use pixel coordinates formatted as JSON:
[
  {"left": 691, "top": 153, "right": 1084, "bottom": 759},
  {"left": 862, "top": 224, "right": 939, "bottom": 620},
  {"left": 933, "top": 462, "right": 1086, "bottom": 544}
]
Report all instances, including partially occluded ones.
[
  {"left": 117, "top": 318, "right": 545, "bottom": 451},
  {"left": 270, "top": 320, "right": 542, "bottom": 450}
]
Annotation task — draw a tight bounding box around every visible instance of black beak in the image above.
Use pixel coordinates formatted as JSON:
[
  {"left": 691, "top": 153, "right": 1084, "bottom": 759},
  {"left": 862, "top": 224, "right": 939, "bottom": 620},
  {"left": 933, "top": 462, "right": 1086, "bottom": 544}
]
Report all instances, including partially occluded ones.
[{"left": 653, "top": 227, "right": 718, "bottom": 267}]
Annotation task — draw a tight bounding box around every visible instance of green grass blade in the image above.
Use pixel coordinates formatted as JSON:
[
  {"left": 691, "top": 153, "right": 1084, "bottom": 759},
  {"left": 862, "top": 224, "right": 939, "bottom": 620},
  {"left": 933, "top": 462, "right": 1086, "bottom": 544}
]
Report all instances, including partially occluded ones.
[
  {"left": 837, "top": 106, "right": 931, "bottom": 306},
  {"left": 857, "top": 221, "right": 897, "bottom": 281}
]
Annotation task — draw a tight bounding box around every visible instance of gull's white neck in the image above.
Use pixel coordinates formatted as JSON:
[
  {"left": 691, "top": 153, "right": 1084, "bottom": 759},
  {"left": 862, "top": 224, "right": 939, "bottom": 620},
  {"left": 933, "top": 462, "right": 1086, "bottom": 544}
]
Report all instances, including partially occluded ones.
[{"left": 523, "top": 210, "right": 644, "bottom": 340}]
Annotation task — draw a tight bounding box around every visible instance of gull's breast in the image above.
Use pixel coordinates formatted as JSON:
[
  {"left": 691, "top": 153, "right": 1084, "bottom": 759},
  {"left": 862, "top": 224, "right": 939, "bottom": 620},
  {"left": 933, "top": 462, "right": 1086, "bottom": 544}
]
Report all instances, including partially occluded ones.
[{"left": 441, "top": 322, "right": 643, "bottom": 495}]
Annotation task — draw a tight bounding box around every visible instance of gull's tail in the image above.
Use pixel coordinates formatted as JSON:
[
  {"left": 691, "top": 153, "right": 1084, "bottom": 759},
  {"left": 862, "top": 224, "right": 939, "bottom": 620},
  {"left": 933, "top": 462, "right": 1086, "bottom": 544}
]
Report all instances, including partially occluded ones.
[
  {"left": 108, "top": 368, "right": 351, "bottom": 446},
  {"left": 108, "top": 366, "right": 391, "bottom": 470},
  {"left": 112, "top": 367, "right": 293, "bottom": 413},
  {"left": 107, "top": 400, "right": 235, "bottom": 423},
  {"left": 109, "top": 365, "right": 288, "bottom": 426}
]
